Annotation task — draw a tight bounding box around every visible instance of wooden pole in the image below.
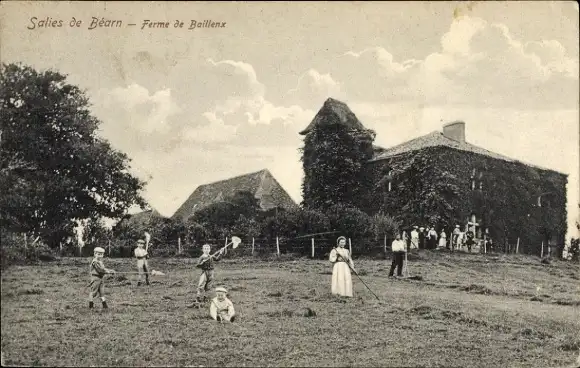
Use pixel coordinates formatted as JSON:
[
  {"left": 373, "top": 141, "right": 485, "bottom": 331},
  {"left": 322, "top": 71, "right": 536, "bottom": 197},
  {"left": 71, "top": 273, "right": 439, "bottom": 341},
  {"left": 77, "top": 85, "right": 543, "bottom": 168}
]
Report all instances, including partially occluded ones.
[
  {"left": 252, "top": 237, "right": 255, "bottom": 255},
  {"left": 23, "top": 233, "right": 27, "bottom": 250},
  {"left": 224, "top": 237, "right": 228, "bottom": 255},
  {"left": 483, "top": 234, "right": 487, "bottom": 254},
  {"left": 311, "top": 238, "right": 315, "bottom": 258},
  {"left": 108, "top": 239, "right": 111, "bottom": 256},
  {"left": 516, "top": 237, "right": 520, "bottom": 254},
  {"left": 540, "top": 241, "right": 544, "bottom": 258},
  {"left": 178, "top": 236, "right": 182, "bottom": 254},
  {"left": 349, "top": 238, "right": 352, "bottom": 255},
  {"left": 276, "top": 236, "right": 280, "bottom": 256},
  {"left": 384, "top": 235, "right": 387, "bottom": 255}
]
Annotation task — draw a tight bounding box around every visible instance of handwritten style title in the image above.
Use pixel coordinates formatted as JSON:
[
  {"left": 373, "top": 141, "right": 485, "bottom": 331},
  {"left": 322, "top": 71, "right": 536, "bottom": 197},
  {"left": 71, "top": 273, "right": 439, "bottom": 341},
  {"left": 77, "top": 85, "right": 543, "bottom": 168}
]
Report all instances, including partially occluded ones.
[{"left": 27, "top": 17, "right": 227, "bottom": 30}]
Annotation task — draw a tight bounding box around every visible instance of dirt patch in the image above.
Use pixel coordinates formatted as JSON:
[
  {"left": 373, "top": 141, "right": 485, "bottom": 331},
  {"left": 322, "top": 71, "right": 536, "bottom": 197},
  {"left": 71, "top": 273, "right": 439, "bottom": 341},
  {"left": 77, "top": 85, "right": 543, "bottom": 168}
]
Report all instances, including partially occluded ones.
[{"left": 462, "top": 284, "right": 494, "bottom": 295}]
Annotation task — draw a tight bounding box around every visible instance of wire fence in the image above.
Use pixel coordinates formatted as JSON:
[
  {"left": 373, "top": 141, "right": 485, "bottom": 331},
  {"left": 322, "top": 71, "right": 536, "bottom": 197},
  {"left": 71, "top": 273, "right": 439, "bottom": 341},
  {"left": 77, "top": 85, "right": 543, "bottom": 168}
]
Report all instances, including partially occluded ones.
[{"left": 61, "top": 235, "right": 561, "bottom": 259}]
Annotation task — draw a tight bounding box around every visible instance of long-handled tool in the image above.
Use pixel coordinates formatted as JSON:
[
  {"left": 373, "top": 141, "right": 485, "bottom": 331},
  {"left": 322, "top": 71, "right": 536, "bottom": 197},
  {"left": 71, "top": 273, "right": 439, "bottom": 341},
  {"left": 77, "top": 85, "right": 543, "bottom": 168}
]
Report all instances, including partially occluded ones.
[
  {"left": 209, "top": 236, "right": 242, "bottom": 259},
  {"left": 404, "top": 251, "right": 410, "bottom": 278},
  {"left": 335, "top": 250, "right": 380, "bottom": 301}
]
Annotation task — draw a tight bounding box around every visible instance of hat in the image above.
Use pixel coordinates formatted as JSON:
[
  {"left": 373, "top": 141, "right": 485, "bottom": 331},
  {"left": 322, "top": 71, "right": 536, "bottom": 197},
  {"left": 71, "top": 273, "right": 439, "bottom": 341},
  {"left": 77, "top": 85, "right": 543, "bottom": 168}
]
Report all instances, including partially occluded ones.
[
  {"left": 94, "top": 247, "right": 105, "bottom": 253},
  {"left": 413, "top": 226, "right": 418, "bottom": 229},
  {"left": 215, "top": 287, "right": 227, "bottom": 294},
  {"left": 455, "top": 225, "right": 460, "bottom": 228},
  {"left": 336, "top": 236, "right": 347, "bottom": 244},
  {"left": 137, "top": 239, "right": 145, "bottom": 244}
]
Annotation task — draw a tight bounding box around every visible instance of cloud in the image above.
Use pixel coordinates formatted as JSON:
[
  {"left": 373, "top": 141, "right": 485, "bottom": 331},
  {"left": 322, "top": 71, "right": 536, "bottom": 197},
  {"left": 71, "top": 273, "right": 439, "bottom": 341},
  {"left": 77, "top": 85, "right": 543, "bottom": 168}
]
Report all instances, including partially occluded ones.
[
  {"left": 197, "top": 58, "right": 315, "bottom": 147},
  {"left": 289, "top": 16, "right": 578, "bottom": 110}
]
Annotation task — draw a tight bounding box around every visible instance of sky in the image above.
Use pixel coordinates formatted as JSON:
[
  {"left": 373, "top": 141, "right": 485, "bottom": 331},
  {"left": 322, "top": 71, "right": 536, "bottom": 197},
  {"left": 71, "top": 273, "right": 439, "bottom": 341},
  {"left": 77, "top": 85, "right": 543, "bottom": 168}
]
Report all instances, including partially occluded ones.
[{"left": 1, "top": 1, "right": 579, "bottom": 240}]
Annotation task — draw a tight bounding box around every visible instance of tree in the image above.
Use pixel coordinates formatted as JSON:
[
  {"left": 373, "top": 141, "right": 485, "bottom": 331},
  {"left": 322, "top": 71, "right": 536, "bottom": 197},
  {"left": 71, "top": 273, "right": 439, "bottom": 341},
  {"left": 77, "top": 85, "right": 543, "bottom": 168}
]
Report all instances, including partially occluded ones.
[
  {"left": 301, "top": 123, "right": 375, "bottom": 211},
  {"left": 0, "top": 63, "right": 147, "bottom": 247}
]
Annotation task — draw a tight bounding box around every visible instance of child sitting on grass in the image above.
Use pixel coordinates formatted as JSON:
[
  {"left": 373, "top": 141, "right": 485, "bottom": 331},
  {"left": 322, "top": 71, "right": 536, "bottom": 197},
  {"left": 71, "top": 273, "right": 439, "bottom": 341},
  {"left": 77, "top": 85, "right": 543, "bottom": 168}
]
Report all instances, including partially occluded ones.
[
  {"left": 88, "top": 247, "right": 116, "bottom": 309},
  {"left": 210, "top": 287, "right": 236, "bottom": 323}
]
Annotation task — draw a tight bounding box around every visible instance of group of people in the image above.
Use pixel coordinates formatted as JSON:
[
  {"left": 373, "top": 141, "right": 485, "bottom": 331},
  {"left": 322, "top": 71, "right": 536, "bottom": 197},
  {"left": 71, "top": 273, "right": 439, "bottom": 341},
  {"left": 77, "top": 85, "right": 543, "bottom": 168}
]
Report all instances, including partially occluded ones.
[
  {"left": 87, "top": 239, "right": 236, "bottom": 323},
  {"left": 329, "top": 234, "right": 409, "bottom": 298},
  {"left": 400, "top": 225, "right": 493, "bottom": 253},
  {"left": 88, "top": 228, "right": 493, "bottom": 315}
]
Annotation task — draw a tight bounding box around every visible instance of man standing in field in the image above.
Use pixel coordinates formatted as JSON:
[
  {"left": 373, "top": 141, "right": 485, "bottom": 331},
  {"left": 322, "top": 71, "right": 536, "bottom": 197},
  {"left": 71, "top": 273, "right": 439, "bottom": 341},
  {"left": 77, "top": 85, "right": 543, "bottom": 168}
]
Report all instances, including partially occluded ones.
[
  {"left": 134, "top": 239, "right": 150, "bottom": 286},
  {"left": 88, "top": 247, "right": 116, "bottom": 309},
  {"left": 389, "top": 233, "right": 406, "bottom": 278}
]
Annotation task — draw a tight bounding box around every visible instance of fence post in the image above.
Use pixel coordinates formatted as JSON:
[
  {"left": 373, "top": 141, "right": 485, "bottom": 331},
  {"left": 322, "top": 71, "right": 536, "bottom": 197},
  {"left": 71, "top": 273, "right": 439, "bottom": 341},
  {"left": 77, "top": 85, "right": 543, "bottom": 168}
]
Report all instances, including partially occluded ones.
[
  {"left": 540, "top": 241, "right": 544, "bottom": 258},
  {"left": 349, "top": 238, "right": 352, "bottom": 255},
  {"left": 225, "top": 237, "right": 228, "bottom": 255},
  {"left": 383, "top": 235, "right": 387, "bottom": 255},
  {"left": 311, "top": 238, "right": 315, "bottom": 258},
  {"left": 252, "top": 237, "right": 255, "bottom": 255},
  {"left": 516, "top": 237, "right": 520, "bottom": 254},
  {"left": 276, "top": 236, "right": 280, "bottom": 256},
  {"left": 178, "top": 236, "right": 182, "bottom": 255}
]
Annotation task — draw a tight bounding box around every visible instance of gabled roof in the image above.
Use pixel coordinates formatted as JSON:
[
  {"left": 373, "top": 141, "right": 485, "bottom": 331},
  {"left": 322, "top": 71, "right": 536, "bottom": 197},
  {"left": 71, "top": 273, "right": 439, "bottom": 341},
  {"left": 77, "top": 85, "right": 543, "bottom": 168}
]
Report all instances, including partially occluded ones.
[
  {"left": 370, "top": 131, "right": 565, "bottom": 174},
  {"left": 123, "top": 209, "right": 165, "bottom": 229},
  {"left": 300, "top": 98, "right": 367, "bottom": 135},
  {"left": 171, "top": 169, "right": 298, "bottom": 222}
]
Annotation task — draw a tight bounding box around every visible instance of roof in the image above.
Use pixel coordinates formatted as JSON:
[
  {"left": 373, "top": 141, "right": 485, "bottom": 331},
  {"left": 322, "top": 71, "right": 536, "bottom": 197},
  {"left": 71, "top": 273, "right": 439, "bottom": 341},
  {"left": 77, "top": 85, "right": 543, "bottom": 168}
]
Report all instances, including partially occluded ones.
[
  {"left": 299, "top": 98, "right": 366, "bottom": 135},
  {"left": 370, "top": 131, "right": 565, "bottom": 175},
  {"left": 171, "top": 169, "right": 298, "bottom": 222},
  {"left": 123, "top": 209, "right": 165, "bottom": 229}
]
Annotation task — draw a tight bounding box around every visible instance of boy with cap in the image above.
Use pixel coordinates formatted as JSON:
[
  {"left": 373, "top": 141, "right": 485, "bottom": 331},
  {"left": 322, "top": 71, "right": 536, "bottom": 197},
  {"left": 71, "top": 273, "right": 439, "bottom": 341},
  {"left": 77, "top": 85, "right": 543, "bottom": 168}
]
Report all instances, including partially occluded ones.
[
  {"left": 192, "top": 244, "right": 223, "bottom": 306},
  {"left": 210, "top": 287, "right": 236, "bottom": 322},
  {"left": 134, "top": 239, "right": 150, "bottom": 286},
  {"left": 88, "top": 247, "right": 116, "bottom": 309}
]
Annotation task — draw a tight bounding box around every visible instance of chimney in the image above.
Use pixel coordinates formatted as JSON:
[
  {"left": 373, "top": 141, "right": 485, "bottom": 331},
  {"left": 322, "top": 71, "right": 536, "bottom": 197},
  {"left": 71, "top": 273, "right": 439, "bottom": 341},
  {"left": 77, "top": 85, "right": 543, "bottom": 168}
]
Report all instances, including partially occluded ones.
[{"left": 443, "top": 121, "right": 465, "bottom": 143}]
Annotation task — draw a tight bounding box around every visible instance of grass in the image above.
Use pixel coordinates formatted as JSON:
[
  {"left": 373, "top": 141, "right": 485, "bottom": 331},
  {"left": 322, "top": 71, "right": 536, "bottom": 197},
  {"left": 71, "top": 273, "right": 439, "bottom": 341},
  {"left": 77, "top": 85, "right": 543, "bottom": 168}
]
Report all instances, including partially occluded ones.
[{"left": 1, "top": 251, "right": 579, "bottom": 367}]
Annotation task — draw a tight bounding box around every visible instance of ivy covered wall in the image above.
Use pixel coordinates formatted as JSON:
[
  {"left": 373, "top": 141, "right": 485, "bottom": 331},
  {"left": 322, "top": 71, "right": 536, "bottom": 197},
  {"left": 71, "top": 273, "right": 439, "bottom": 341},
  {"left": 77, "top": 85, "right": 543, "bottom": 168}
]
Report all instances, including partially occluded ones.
[{"left": 365, "top": 146, "right": 567, "bottom": 255}]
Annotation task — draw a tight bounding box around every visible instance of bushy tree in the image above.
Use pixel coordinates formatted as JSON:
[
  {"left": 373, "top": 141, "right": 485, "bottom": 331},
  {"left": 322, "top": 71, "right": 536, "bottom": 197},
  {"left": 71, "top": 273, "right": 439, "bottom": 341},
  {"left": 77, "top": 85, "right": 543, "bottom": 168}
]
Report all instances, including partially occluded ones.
[{"left": 0, "top": 63, "right": 147, "bottom": 247}]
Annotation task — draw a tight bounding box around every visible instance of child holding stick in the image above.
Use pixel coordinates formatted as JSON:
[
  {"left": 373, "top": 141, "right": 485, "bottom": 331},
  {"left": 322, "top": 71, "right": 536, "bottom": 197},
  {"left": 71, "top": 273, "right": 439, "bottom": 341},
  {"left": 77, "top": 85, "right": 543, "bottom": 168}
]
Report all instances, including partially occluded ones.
[{"left": 88, "top": 247, "right": 116, "bottom": 309}]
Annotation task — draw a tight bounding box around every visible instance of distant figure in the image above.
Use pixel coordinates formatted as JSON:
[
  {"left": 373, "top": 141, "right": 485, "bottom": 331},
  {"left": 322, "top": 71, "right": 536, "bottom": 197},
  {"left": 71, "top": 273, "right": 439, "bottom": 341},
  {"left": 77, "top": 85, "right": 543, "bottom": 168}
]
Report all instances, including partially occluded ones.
[
  {"left": 428, "top": 227, "right": 438, "bottom": 249},
  {"left": 134, "top": 239, "right": 150, "bottom": 286},
  {"left": 389, "top": 233, "right": 406, "bottom": 277},
  {"left": 210, "top": 287, "right": 236, "bottom": 322},
  {"left": 88, "top": 247, "right": 115, "bottom": 309},
  {"left": 452, "top": 225, "right": 461, "bottom": 251},
  {"left": 410, "top": 226, "right": 419, "bottom": 250},
  {"left": 438, "top": 229, "right": 447, "bottom": 249},
  {"left": 329, "top": 236, "right": 354, "bottom": 297},
  {"left": 419, "top": 227, "right": 426, "bottom": 249},
  {"left": 465, "top": 231, "right": 475, "bottom": 253}
]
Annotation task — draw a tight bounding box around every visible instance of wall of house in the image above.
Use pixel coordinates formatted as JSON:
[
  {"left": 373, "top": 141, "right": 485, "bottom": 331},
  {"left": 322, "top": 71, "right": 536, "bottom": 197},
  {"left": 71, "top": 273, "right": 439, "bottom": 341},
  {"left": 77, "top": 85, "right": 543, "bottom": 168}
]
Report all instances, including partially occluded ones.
[{"left": 364, "top": 146, "right": 567, "bottom": 255}]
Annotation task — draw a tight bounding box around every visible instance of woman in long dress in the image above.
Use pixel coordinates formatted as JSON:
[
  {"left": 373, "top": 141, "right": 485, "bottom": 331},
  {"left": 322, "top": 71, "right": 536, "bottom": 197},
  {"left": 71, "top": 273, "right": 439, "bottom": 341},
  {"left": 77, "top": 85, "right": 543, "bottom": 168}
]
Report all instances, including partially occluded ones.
[
  {"left": 329, "top": 236, "right": 354, "bottom": 297},
  {"left": 438, "top": 229, "right": 447, "bottom": 249}
]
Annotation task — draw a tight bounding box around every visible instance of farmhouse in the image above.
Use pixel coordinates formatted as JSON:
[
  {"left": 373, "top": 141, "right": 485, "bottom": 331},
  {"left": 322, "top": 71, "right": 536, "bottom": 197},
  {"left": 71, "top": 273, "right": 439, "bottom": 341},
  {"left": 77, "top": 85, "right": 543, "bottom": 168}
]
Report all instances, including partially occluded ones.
[
  {"left": 301, "top": 98, "right": 568, "bottom": 255},
  {"left": 172, "top": 169, "right": 298, "bottom": 223}
]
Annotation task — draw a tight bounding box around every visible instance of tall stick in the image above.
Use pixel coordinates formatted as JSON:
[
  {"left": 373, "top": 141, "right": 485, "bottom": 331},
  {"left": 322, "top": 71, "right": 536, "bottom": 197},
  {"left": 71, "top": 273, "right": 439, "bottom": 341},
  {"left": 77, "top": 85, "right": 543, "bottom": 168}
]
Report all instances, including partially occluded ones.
[
  {"left": 108, "top": 239, "right": 111, "bottom": 256},
  {"left": 178, "top": 236, "right": 182, "bottom": 255},
  {"left": 383, "top": 235, "right": 387, "bottom": 255},
  {"left": 252, "top": 237, "right": 255, "bottom": 255},
  {"left": 23, "top": 233, "right": 27, "bottom": 250},
  {"left": 276, "top": 237, "right": 280, "bottom": 256},
  {"left": 311, "top": 238, "right": 315, "bottom": 258},
  {"left": 516, "top": 237, "right": 520, "bottom": 254},
  {"left": 224, "top": 237, "right": 228, "bottom": 255},
  {"left": 349, "top": 238, "right": 352, "bottom": 255},
  {"left": 540, "top": 241, "right": 544, "bottom": 258}
]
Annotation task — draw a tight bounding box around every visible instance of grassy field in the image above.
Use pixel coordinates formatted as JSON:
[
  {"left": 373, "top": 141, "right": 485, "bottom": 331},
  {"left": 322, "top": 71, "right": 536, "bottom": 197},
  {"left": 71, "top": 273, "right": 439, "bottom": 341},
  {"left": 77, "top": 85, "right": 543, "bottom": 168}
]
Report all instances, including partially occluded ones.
[{"left": 1, "top": 251, "right": 579, "bottom": 367}]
